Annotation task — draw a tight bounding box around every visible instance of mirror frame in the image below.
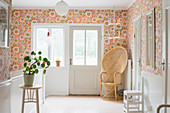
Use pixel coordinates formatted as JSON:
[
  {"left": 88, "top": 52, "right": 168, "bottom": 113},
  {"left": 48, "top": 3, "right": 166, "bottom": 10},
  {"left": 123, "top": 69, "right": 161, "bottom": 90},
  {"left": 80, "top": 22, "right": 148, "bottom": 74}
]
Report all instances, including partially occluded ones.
[
  {"left": 0, "top": 0, "right": 10, "bottom": 48},
  {"left": 146, "top": 7, "right": 156, "bottom": 70}
]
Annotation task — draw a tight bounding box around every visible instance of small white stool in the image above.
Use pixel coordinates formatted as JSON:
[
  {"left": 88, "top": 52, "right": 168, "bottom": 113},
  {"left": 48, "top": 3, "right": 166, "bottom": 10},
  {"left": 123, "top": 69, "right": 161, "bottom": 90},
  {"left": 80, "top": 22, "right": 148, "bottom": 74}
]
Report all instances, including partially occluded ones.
[
  {"left": 124, "top": 90, "right": 144, "bottom": 113},
  {"left": 19, "top": 85, "right": 41, "bottom": 113}
]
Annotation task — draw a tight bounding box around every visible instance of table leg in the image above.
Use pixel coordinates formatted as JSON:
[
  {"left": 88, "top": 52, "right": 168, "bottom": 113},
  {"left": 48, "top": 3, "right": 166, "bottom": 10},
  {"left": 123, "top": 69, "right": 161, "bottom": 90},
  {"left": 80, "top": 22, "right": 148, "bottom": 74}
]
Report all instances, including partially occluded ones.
[
  {"left": 22, "top": 89, "right": 25, "bottom": 113},
  {"left": 36, "top": 89, "right": 39, "bottom": 113}
]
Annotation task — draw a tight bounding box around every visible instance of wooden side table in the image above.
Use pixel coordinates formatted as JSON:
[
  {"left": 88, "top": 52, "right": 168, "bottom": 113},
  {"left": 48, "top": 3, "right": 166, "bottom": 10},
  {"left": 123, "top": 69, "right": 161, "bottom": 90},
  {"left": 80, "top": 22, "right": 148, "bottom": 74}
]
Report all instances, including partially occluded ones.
[{"left": 19, "top": 85, "right": 41, "bottom": 113}]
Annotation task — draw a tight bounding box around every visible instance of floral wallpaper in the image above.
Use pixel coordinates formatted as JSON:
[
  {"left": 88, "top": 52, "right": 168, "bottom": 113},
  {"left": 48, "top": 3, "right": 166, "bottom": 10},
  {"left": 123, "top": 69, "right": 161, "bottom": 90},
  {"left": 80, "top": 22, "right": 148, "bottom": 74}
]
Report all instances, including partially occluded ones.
[
  {"left": 0, "top": 0, "right": 11, "bottom": 82},
  {"left": 0, "top": 48, "right": 10, "bottom": 82},
  {"left": 7, "top": 0, "right": 164, "bottom": 76},
  {"left": 127, "top": 0, "right": 163, "bottom": 75},
  {"left": 10, "top": 9, "right": 128, "bottom": 71}
]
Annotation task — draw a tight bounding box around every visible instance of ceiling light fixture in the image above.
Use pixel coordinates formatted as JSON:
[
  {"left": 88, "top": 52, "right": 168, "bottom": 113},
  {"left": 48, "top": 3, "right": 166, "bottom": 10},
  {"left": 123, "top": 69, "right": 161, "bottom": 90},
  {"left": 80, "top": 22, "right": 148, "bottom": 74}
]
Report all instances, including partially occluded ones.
[{"left": 55, "top": 0, "right": 69, "bottom": 16}]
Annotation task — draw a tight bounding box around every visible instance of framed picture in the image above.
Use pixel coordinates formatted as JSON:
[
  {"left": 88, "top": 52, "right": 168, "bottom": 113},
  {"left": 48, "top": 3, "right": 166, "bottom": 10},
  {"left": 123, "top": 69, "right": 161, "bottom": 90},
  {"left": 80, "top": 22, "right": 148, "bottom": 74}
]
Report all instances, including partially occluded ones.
[{"left": 0, "top": 0, "right": 10, "bottom": 47}]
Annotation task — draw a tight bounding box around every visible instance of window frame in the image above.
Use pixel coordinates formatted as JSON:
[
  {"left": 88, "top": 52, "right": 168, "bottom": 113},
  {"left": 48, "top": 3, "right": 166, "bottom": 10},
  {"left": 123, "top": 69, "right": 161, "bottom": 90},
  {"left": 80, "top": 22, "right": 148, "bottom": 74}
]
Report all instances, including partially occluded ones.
[
  {"left": 32, "top": 25, "right": 66, "bottom": 67},
  {"left": 70, "top": 26, "right": 101, "bottom": 66}
]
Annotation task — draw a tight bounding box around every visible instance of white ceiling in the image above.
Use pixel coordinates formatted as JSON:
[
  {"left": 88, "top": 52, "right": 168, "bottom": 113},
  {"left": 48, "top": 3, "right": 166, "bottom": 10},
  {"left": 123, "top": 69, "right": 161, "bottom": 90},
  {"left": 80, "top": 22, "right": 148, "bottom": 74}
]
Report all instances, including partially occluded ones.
[{"left": 12, "top": 0, "right": 136, "bottom": 10}]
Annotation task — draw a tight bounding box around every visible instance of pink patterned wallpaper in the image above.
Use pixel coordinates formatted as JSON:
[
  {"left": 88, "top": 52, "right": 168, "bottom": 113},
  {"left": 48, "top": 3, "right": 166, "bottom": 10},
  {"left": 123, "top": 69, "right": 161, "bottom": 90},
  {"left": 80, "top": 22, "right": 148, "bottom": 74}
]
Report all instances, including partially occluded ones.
[
  {"left": 0, "top": 48, "right": 10, "bottom": 82},
  {"left": 127, "top": 0, "right": 163, "bottom": 75},
  {"left": 10, "top": 9, "right": 128, "bottom": 71},
  {"left": 0, "top": 0, "right": 11, "bottom": 82},
  {"left": 9, "top": 0, "right": 164, "bottom": 76}
]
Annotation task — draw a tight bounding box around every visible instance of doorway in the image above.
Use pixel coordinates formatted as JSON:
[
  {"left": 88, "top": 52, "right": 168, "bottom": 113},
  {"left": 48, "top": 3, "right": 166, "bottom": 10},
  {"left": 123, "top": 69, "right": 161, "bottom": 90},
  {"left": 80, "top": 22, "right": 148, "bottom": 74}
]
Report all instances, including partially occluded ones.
[
  {"left": 133, "top": 15, "right": 142, "bottom": 90},
  {"left": 32, "top": 24, "right": 104, "bottom": 97},
  {"left": 69, "top": 26, "right": 101, "bottom": 94}
]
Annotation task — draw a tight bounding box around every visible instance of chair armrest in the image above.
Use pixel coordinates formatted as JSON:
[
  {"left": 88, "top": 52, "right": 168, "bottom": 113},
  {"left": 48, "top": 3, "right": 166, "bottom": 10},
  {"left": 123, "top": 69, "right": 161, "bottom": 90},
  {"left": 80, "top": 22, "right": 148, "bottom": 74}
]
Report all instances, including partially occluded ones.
[
  {"left": 100, "top": 72, "right": 107, "bottom": 83},
  {"left": 114, "top": 72, "right": 122, "bottom": 84}
]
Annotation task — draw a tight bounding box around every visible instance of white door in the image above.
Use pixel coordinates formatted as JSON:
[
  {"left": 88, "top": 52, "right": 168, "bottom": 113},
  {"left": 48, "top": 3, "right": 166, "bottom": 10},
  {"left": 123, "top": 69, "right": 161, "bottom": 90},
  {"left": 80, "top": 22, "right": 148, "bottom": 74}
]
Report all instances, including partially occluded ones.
[
  {"left": 133, "top": 16, "right": 141, "bottom": 90},
  {"left": 167, "top": 7, "right": 170, "bottom": 112},
  {"left": 162, "top": 5, "right": 170, "bottom": 113},
  {"left": 69, "top": 26, "right": 101, "bottom": 94}
]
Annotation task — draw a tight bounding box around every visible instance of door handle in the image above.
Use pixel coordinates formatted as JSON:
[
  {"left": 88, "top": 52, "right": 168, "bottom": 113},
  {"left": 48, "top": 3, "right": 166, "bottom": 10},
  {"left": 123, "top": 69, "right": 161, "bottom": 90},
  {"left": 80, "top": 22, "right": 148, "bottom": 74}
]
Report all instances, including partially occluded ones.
[
  {"left": 70, "top": 59, "right": 72, "bottom": 65},
  {"left": 162, "top": 59, "right": 165, "bottom": 71},
  {"left": 137, "top": 58, "right": 141, "bottom": 67},
  {"left": 137, "top": 58, "right": 141, "bottom": 63}
]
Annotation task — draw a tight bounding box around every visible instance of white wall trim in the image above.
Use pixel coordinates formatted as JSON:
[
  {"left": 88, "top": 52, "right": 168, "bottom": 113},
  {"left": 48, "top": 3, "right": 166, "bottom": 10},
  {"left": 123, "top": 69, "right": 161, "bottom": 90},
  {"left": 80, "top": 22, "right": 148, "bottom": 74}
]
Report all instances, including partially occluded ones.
[
  {"left": 0, "top": 79, "right": 11, "bottom": 88},
  {"left": 11, "top": 75, "right": 23, "bottom": 81},
  {"left": 12, "top": 7, "right": 128, "bottom": 10},
  {"left": 10, "top": 70, "right": 23, "bottom": 78}
]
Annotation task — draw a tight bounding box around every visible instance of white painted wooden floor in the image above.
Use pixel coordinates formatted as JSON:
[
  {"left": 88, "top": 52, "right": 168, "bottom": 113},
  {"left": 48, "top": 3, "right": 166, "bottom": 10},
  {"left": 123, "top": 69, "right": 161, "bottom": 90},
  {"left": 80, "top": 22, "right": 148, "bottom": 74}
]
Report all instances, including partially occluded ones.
[{"left": 41, "top": 96, "right": 124, "bottom": 113}]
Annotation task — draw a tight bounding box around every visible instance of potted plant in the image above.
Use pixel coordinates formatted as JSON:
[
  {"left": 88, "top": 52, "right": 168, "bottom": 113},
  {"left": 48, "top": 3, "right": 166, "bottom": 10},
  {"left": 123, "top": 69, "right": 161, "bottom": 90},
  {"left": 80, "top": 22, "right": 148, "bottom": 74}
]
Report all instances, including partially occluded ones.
[
  {"left": 56, "top": 58, "right": 61, "bottom": 67},
  {"left": 23, "top": 51, "right": 50, "bottom": 86}
]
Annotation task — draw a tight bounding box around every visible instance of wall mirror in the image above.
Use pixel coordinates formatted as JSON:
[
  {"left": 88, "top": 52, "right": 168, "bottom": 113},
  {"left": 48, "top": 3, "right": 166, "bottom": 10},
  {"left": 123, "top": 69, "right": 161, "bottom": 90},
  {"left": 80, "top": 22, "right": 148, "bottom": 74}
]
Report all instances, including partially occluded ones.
[
  {"left": 146, "top": 8, "right": 155, "bottom": 69},
  {"left": 0, "top": 0, "right": 9, "bottom": 47}
]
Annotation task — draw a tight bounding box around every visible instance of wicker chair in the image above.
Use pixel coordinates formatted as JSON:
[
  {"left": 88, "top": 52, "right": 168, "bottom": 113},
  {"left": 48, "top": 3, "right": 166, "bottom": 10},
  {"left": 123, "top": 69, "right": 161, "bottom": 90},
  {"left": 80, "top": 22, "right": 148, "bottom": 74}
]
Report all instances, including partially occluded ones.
[{"left": 100, "top": 46, "right": 128, "bottom": 101}]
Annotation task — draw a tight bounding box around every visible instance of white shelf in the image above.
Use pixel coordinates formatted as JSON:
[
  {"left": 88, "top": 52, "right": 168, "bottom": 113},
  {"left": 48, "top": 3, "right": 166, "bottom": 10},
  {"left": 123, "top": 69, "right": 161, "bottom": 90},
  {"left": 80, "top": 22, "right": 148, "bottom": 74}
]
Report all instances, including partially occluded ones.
[
  {"left": 108, "top": 37, "right": 120, "bottom": 39},
  {"left": 108, "top": 23, "right": 120, "bottom": 26}
]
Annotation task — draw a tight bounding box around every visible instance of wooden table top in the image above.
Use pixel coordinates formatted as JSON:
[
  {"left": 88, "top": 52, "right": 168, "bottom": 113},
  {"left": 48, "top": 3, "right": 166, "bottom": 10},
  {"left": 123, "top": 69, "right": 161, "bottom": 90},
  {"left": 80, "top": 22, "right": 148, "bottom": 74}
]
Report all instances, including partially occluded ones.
[{"left": 19, "top": 84, "right": 41, "bottom": 89}]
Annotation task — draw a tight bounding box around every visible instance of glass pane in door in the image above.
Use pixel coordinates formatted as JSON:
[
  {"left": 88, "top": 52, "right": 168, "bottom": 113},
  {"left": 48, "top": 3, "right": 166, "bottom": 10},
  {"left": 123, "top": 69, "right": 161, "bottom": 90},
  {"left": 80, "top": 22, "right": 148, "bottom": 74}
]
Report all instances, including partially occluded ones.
[
  {"left": 36, "top": 28, "right": 49, "bottom": 58},
  {"left": 73, "top": 30, "right": 85, "bottom": 65},
  {"left": 52, "top": 28, "right": 64, "bottom": 66},
  {"left": 86, "top": 30, "right": 98, "bottom": 65}
]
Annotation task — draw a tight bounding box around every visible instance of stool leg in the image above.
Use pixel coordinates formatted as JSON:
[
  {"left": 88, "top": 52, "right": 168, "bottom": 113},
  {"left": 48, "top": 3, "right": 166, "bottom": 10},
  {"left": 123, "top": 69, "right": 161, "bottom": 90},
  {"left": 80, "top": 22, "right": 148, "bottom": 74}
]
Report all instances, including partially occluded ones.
[
  {"left": 36, "top": 89, "right": 40, "bottom": 113},
  {"left": 22, "top": 89, "right": 25, "bottom": 113}
]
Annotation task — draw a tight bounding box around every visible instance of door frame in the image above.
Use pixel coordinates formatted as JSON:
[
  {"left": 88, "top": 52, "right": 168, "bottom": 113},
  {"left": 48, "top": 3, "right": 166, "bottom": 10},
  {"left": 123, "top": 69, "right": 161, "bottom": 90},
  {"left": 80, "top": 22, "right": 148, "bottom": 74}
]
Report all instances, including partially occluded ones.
[
  {"left": 31, "top": 23, "right": 105, "bottom": 96},
  {"left": 68, "top": 24, "right": 105, "bottom": 94},
  {"left": 162, "top": 4, "right": 170, "bottom": 113},
  {"left": 31, "top": 23, "right": 70, "bottom": 97},
  {"left": 162, "top": 0, "right": 170, "bottom": 112},
  {"left": 132, "top": 14, "right": 142, "bottom": 90}
]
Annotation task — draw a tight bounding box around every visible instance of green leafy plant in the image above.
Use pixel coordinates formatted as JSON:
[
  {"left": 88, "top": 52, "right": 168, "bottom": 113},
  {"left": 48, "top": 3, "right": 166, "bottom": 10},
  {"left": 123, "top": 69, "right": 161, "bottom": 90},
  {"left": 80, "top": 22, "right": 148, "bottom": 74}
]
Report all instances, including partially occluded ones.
[
  {"left": 56, "top": 58, "right": 60, "bottom": 61},
  {"left": 23, "top": 51, "right": 50, "bottom": 75}
]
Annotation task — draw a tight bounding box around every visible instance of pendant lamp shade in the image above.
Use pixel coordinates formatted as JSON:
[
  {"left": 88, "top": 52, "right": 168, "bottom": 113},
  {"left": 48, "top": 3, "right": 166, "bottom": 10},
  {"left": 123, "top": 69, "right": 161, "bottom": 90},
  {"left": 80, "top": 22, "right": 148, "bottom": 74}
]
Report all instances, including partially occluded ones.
[{"left": 55, "top": 0, "right": 69, "bottom": 16}]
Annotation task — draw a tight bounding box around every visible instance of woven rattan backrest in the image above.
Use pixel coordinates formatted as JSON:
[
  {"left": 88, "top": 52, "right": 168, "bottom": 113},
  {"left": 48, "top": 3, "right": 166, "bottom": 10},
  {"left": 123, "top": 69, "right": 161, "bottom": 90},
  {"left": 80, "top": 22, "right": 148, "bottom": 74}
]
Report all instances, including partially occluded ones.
[{"left": 101, "top": 46, "right": 128, "bottom": 82}]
